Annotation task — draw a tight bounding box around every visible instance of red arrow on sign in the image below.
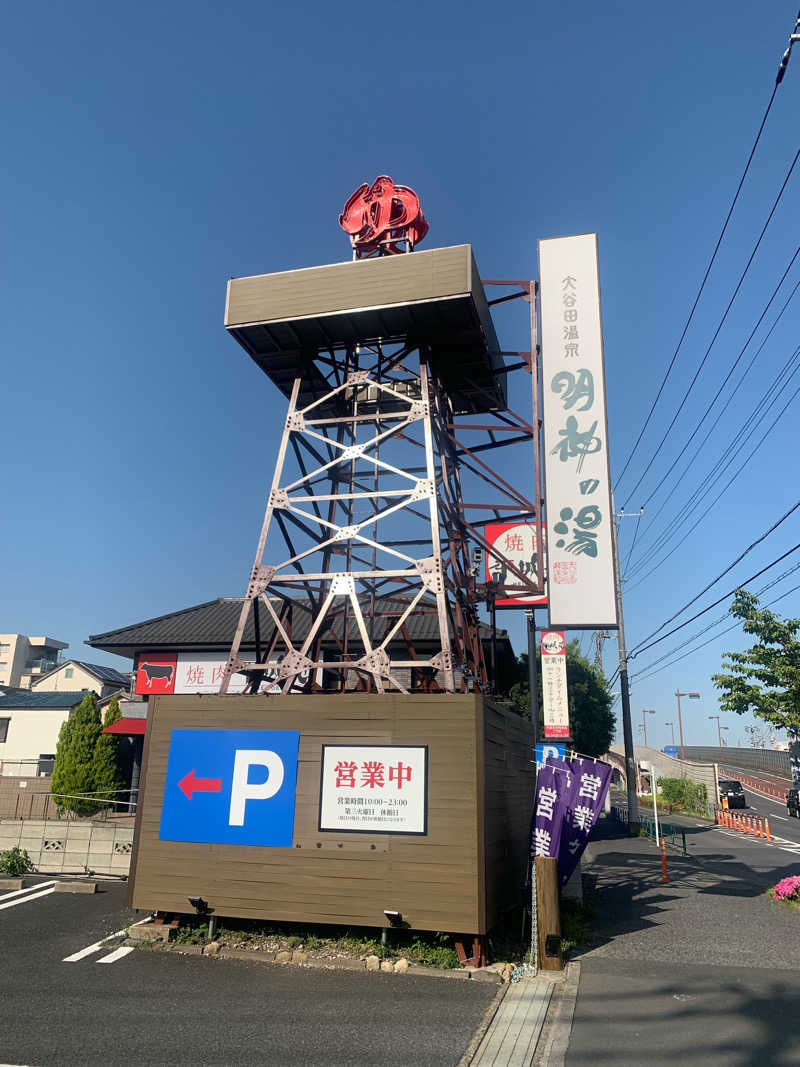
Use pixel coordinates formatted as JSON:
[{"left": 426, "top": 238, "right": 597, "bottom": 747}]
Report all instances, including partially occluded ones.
[{"left": 179, "top": 769, "right": 222, "bottom": 800}]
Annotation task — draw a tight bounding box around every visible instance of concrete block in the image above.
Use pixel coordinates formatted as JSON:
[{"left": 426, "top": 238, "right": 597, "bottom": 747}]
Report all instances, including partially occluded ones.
[
  {"left": 86, "top": 848, "right": 114, "bottom": 861},
  {"left": 0, "top": 877, "right": 24, "bottom": 890},
  {"left": 54, "top": 881, "right": 97, "bottom": 894},
  {"left": 86, "top": 826, "right": 116, "bottom": 842},
  {"left": 128, "top": 923, "right": 173, "bottom": 942}
]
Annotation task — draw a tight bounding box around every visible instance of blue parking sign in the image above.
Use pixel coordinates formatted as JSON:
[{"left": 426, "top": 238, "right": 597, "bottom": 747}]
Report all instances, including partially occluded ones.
[
  {"left": 159, "top": 728, "right": 300, "bottom": 847},
  {"left": 535, "top": 742, "right": 566, "bottom": 769}
]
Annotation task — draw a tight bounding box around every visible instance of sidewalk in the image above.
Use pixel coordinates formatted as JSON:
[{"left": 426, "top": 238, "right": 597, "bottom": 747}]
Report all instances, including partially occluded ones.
[{"left": 564, "top": 816, "right": 800, "bottom": 1066}]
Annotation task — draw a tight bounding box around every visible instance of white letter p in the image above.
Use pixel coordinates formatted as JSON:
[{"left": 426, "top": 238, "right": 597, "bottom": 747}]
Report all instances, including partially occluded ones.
[{"left": 229, "top": 749, "right": 285, "bottom": 827}]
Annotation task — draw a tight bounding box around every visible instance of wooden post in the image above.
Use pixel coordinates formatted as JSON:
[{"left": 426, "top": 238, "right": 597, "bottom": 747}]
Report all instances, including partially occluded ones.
[{"left": 534, "top": 856, "right": 563, "bottom": 971}]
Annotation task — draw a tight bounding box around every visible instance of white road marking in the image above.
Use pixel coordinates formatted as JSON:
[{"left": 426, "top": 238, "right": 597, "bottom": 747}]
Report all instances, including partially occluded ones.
[
  {"left": 0, "top": 884, "right": 56, "bottom": 911},
  {"left": 0, "top": 880, "right": 56, "bottom": 903},
  {"left": 63, "top": 914, "right": 152, "bottom": 962},
  {"left": 773, "top": 814, "right": 789, "bottom": 821},
  {"left": 97, "top": 946, "right": 135, "bottom": 964}
]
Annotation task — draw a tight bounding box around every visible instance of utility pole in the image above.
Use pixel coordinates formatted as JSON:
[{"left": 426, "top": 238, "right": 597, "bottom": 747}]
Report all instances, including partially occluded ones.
[
  {"left": 675, "top": 690, "right": 700, "bottom": 757},
  {"left": 594, "top": 629, "right": 609, "bottom": 674},
  {"left": 642, "top": 708, "right": 655, "bottom": 747},
  {"left": 610, "top": 497, "right": 641, "bottom": 828}
]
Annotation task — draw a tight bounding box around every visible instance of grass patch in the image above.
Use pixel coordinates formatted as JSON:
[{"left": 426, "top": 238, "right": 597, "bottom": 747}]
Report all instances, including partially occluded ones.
[
  {"left": 172, "top": 916, "right": 461, "bottom": 968},
  {"left": 561, "top": 898, "right": 594, "bottom": 957}
]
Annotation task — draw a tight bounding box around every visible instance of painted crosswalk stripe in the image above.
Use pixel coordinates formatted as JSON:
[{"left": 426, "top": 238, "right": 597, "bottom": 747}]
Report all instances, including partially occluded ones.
[
  {"left": 97, "top": 946, "right": 135, "bottom": 964},
  {"left": 0, "top": 884, "right": 57, "bottom": 911},
  {"left": 63, "top": 914, "right": 152, "bottom": 962}
]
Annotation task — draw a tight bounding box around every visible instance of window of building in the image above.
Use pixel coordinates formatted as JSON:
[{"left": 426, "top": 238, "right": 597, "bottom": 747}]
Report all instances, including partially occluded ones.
[
  {"left": 0, "top": 719, "right": 9, "bottom": 743},
  {"left": 0, "top": 643, "right": 10, "bottom": 653},
  {"left": 65, "top": 667, "right": 74, "bottom": 678},
  {"left": 0, "top": 661, "right": 7, "bottom": 670}
]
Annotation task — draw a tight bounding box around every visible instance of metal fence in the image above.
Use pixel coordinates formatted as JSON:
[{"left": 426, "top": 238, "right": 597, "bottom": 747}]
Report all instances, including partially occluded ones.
[
  {"left": 610, "top": 804, "right": 689, "bottom": 855},
  {"left": 0, "top": 788, "right": 138, "bottom": 822}
]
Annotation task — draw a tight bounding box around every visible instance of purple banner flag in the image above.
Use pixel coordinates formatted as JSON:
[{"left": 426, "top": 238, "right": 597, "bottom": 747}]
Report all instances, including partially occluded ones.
[
  {"left": 552, "top": 756, "right": 612, "bottom": 887},
  {"left": 530, "top": 764, "right": 569, "bottom": 861}
]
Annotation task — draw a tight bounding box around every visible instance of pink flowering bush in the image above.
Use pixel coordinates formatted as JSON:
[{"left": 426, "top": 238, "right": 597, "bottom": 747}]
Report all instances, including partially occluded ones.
[{"left": 772, "top": 875, "right": 800, "bottom": 902}]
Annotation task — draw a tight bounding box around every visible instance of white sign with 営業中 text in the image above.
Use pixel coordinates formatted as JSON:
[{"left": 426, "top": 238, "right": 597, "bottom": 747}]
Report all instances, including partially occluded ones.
[
  {"left": 541, "top": 630, "right": 570, "bottom": 739},
  {"left": 539, "top": 233, "right": 617, "bottom": 629},
  {"left": 318, "top": 745, "right": 428, "bottom": 835}
]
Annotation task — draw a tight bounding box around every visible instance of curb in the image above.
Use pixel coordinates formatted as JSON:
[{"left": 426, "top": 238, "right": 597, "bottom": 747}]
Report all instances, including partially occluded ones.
[{"left": 127, "top": 937, "right": 504, "bottom": 982}]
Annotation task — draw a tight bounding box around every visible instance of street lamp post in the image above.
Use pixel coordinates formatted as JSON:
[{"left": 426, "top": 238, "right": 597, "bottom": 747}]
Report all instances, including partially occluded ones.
[
  {"left": 708, "top": 714, "right": 725, "bottom": 748},
  {"left": 641, "top": 708, "right": 656, "bottom": 747},
  {"left": 675, "top": 690, "right": 700, "bottom": 757},
  {"left": 665, "top": 721, "right": 676, "bottom": 747}
]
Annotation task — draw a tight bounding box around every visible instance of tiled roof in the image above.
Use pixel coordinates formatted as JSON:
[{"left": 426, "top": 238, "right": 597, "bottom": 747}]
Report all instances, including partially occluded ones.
[
  {"left": 87, "top": 597, "right": 509, "bottom": 659},
  {"left": 0, "top": 691, "right": 89, "bottom": 710}
]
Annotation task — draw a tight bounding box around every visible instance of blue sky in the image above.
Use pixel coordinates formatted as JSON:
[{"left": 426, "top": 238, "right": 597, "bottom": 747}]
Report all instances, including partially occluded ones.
[{"left": 2, "top": 3, "right": 798, "bottom": 750}]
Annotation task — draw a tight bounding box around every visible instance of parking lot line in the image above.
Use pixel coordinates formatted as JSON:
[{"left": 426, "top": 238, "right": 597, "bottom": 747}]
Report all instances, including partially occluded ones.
[
  {"left": 0, "top": 880, "right": 56, "bottom": 903},
  {"left": 97, "top": 946, "right": 135, "bottom": 964},
  {"left": 0, "top": 884, "right": 57, "bottom": 911},
  {"left": 63, "top": 914, "right": 152, "bottom": 962}
]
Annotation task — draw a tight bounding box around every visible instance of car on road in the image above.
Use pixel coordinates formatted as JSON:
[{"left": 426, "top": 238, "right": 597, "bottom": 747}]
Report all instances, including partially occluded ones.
[
  {"left": 787, "top": 787, "right": 800, "bottom": 818},
  {"left": 719, "top": 777, "right": 746, "bottom": 809}
]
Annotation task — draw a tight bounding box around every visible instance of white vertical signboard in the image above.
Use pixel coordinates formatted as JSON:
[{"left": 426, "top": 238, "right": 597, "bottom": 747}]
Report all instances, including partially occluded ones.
[
  {"left": 541, "top": 630, "right": 570, "bottom": 738},
  {"left": 539, "top": 233, "right": 618, "bottom": 629}
]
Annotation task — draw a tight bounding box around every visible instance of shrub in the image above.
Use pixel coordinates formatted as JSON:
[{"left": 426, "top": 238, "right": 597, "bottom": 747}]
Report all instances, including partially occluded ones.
[
  {"left": 773, "top": 875, "right": 800, "bottom": 902},
  {"left": 658, "top": 777, "right": 707, "bottom": 814},
  {"left": 0, "top": 847, "right": 34, "bottom": 876}
]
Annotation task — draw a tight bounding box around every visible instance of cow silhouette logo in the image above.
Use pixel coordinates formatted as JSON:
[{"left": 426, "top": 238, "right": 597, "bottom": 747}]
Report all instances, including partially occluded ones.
[
  {"left": 136, "top": 656, "right": 177, "bottom": 694},
  {"left": 140, "top": 662, "right": 175, "bottom": 687}
]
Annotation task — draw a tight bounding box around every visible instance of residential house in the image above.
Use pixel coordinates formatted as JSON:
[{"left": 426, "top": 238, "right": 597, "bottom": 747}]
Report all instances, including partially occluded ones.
[
  {"left": 0, "top": 690, "right": 88, "bottom": 775},
  {"left": 32, "top": 659, "right": 129, "bottom": 699}
]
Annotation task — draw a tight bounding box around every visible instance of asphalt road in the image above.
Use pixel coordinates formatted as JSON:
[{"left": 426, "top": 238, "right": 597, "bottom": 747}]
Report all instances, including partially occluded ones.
[
  {"left": 0, "top": 880, "right": 495, "bottom": 1066},
  {"left": 568, "top": 819, "right": 800, "bottom": 1065}
]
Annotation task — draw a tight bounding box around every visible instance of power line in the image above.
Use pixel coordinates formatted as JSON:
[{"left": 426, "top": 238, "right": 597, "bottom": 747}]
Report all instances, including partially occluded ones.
[
  {"left": 629, "top": 541, "right": 800, "bottom": 661},
  {"left": 629, "top": 561, "right": 800, "bottom": 679},
  {"left": 624, "top": 363, "right": 800, "bottom": 590},
  {"left": 613, "top": 36, "right": 792, "bottom": 494},
  {"left": 630, "top": 499, "right": 800, "bottom": 650},
  {"left": 620, "top": 147, "right": 800, "bottom": 509},
  {"left": 624, "top": 274, "right": 800, "bottom": 566},
  {"left": 632, "top": 576, "right": 800, "bottom": 685},
  {"left": 638, "top": 245, "right": 800, "bottom": 511}
]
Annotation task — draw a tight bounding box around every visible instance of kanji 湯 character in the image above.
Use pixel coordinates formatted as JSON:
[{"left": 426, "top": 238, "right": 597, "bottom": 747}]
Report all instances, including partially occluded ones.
[
  {"left": 533, "top": 827, "right": 552, "bottom": 856},
  {"left": 334, "top": 761, "right": 357, "bottom": 788},
  {"left": 554, "top": 505, "right": 602, "bottom": 556},
  {"left": 389, "top": 762, "right": 412, "bottom": 789},
  {"left": 361, "top": 761, "right": 385, "bottom": 789},
  {"left": 537, "top": 786, "right": 558, "bottom": 821},
  {"left": 572, "top": 805, "right": 594, "bottom": 831}
]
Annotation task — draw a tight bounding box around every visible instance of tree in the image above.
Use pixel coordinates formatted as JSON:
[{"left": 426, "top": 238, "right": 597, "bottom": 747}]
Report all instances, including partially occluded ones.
[
  {"left": 712, "top": 589, "right": 800, "bottom": 737},
  {"left": 51, "top": 692, "right": 103, "bottom": 815},
  {"left": 510, "top": 640, "right": 615, "bottom": 757},
  {"left": 91, "top": 696, "right": 126, "bottom": 808}
]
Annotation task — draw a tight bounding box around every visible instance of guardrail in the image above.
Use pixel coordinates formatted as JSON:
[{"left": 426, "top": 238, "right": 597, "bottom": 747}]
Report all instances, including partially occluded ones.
[
  {"left": 716, "top": 808, "right": 771, "bottom": 840},
  {"left": 610, "top": 804, "right": 689, "bottom": 855},
  {"left": 720, "top": 767, "right": 789, "bottom": 801}
]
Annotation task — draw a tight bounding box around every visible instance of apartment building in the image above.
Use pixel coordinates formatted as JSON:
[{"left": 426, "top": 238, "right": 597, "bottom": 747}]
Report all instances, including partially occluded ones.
[{"left": 0, "top": 634, "right": 69, "bottom": 689}]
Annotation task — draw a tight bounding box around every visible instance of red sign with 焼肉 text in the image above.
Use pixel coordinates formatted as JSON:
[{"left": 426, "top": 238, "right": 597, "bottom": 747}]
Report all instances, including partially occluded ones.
[{"left": 485, "top": 523, "right": 548, "bottom": 607}]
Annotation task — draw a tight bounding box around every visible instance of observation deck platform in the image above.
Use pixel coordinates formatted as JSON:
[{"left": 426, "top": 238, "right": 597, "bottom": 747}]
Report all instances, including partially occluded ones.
[{"left": 224, "top": 243, "right": 505, "bottom": 414}]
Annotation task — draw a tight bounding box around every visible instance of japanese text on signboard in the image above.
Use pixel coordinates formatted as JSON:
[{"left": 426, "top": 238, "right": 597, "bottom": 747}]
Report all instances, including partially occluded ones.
[
  {"left": 539, "top": 234, "right": 617, "bottom": 628},
  {"left": 319, "top": 745, "right": 428, "bottom": 835}
]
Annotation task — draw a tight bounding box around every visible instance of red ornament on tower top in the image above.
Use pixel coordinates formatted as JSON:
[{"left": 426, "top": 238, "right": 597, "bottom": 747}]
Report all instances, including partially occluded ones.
[{"left": 339, "top": 176, "right": 429, "bottom": 258}]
